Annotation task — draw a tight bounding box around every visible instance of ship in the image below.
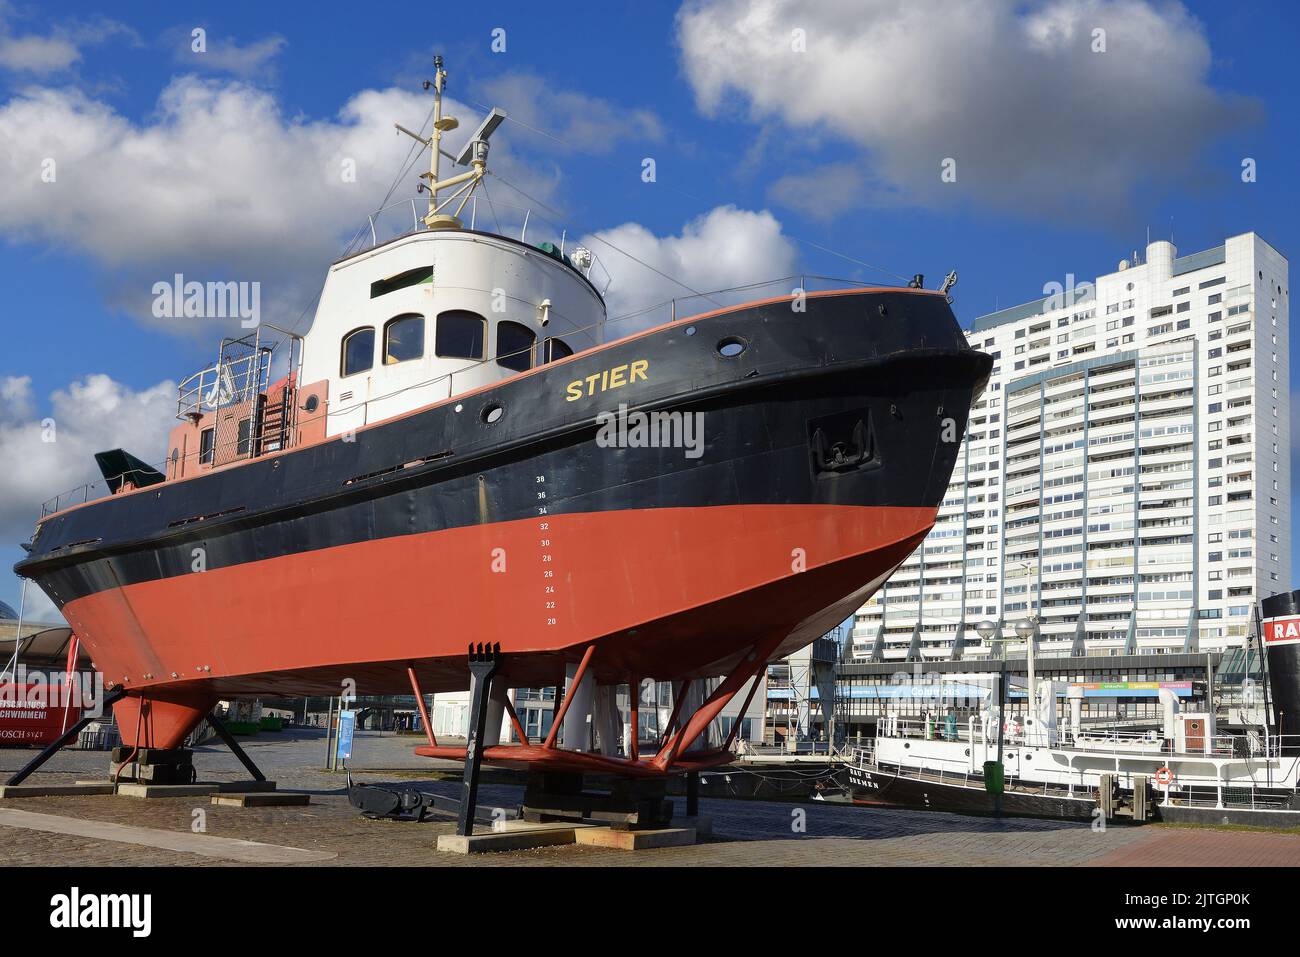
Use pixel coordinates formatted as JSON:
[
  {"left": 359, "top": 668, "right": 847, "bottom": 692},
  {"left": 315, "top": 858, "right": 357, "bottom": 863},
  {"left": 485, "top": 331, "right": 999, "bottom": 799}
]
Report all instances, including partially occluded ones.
[
  {"left": 13, "top": 59, "right": 991, "bottom": 791},
  {"left": 842, "top": 590, "right": 1300, "bottom": 826}
]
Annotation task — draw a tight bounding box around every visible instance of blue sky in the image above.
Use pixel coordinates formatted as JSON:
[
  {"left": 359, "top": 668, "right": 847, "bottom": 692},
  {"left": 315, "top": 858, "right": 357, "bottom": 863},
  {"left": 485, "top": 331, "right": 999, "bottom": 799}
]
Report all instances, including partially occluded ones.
[{"left": 0, "top": 0, "right": 1297, "bottom": 618}]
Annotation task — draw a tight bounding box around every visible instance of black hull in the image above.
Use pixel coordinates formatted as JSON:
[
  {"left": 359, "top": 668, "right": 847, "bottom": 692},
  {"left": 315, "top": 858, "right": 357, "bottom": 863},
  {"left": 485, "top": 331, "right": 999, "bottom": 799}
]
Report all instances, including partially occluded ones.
[
  {"left": 20, "top": 291, "right": 989, "bottom": 608},
  {"left": 846, "top": 762, "right": 1098, "bottom": 822}
]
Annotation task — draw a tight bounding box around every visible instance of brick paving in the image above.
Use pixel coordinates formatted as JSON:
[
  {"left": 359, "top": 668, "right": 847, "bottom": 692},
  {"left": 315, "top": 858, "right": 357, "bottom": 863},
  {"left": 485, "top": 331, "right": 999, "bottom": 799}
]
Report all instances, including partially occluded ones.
[
  {"left": 0, "top": 729, "right": 1278, "bottom": 867},
  {"left": 1090, "top": 828, "right": 1300, "bottom": 867}
]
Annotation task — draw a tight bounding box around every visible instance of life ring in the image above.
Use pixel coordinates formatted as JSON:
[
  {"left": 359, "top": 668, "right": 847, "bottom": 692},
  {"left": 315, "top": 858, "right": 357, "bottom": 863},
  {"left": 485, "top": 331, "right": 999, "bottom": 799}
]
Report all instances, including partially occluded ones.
[{"left": 1155, "top": 767, "right": 1175, "bottom": 786}]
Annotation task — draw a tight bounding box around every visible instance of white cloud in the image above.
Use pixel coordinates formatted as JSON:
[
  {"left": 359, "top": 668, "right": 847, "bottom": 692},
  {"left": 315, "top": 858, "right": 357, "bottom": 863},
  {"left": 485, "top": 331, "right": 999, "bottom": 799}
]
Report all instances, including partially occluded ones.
[
  {"left": 677, "top": 0, "right": 1261, "bottom": 220},
  {"left": 0, "top": 34, "right": 78, "bottom": 73},
  {"left": 582, "top": 205, "right": 799, "bottom": 326},
  {"left": 0, "top": 76, "right": 560, "bottom": 334},
  {"left": 0, "top": 5, "right": 134, "bottom": 75},
  {"left": 0, "top": 374, "right": 176, "bottom": 623},
  {"left": 480, "top": 71, "right": 664, "bottom": 153},
  {"left": 170, "top": 30, "right": 286, "bottom": 79},
  {"left": 769, "top": 161, "right": 888, "bottom": 222}
]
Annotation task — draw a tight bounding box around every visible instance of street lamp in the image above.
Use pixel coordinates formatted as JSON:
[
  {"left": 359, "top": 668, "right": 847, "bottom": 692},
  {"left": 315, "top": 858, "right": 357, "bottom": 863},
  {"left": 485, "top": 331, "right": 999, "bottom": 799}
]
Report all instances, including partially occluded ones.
[{"left": 975, "top": 619, "right": 1004, "bottom": 817}]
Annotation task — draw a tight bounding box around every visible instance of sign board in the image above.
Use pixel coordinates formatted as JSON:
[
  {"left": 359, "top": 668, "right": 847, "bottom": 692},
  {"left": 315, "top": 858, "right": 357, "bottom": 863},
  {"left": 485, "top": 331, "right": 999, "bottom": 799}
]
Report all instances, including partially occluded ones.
[
  {"left": 336, "top": 709, "right": 356, "bottom": 762},
  {"left": 0, "top": 684, "right": 72, "bottom": 745},
  {"left": 1264, "top": 615, "right": 1300, "bottom": 647}
]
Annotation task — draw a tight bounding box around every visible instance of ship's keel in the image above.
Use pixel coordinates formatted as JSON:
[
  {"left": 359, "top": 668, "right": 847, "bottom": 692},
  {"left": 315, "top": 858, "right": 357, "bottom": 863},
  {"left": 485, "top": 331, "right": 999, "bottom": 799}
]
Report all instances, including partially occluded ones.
[{"left": 112, "top": 688, "right": 218, "bottom": 751}]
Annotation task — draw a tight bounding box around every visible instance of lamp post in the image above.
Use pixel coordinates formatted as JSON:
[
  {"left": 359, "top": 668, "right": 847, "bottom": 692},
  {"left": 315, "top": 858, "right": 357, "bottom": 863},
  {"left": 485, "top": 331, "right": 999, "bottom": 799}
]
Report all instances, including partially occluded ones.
[{"left": 976, "top": 619, "right": 1003, "bottom": 816}]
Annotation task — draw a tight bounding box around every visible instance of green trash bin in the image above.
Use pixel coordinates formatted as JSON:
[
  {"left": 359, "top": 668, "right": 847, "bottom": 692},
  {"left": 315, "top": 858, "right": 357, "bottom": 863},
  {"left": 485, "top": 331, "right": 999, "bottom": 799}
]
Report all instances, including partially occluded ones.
[{"left": 983, "top": 760, "right": 1005, "bottom": 795}]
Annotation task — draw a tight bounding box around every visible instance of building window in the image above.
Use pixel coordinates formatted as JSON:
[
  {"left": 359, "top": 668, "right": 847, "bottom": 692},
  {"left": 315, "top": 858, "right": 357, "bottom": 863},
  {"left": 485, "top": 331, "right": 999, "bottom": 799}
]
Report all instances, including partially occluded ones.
[
  {"left": 341, "top": 327, "right": 375, "bottom": 377},
  {"left": 435, "top": 310, "right": 487, "bottom": 359},
  {"left": 496, "top": 320, "right": 536, "bottom": 372},
  {"left": 199, "top": 427, "right": 215, "bottom": 465},
  {"left": 383, "top": 313, "right": 425, "bottom": 365}
]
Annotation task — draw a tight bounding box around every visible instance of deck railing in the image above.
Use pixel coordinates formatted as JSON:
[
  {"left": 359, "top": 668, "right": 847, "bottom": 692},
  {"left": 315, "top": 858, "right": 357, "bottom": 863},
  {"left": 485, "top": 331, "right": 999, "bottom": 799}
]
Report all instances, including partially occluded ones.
[
  {"left": 31, "top": 273, "right": 888, "bottom": 523},
  {"left": 874, "top": 714, "right": 1300, "bottom": 761}
]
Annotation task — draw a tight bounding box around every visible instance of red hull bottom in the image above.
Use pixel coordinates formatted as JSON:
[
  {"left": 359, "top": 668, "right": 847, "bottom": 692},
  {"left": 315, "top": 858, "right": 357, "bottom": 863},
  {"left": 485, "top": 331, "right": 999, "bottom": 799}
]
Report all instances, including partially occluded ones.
[
  {"left": 69, "top": 503, "right": 933, "bottom": 750},
  {"left": 412, "top": 744, "right": 737, "bottom": 776}
]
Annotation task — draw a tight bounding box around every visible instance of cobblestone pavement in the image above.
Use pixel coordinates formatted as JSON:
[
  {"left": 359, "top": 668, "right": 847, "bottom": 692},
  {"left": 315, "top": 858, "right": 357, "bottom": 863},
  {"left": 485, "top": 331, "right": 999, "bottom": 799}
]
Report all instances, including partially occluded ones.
[
  {"left": 1090, "top": 828, "right": 1300, "bottom": 867},
  {"left": 0, "top": 730, "right": 1288, "bottom": 867}
]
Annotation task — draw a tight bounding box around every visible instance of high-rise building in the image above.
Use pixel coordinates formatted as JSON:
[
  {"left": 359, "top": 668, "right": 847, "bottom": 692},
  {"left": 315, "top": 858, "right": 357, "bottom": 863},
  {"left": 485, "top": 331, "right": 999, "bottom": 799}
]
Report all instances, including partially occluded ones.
[{"left": 851, "top": 234, "right": 1290, "bottom": 661}]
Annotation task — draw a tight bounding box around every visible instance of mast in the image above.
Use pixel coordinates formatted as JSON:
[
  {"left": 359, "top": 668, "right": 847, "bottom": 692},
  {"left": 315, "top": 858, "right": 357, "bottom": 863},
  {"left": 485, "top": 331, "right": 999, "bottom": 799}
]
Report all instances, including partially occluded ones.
[
  {"left": 395, "top": 56, "right": 506, "bottom": 232},
  {"left": 427, "top": 56, "right": 452, "bottom": 221}
]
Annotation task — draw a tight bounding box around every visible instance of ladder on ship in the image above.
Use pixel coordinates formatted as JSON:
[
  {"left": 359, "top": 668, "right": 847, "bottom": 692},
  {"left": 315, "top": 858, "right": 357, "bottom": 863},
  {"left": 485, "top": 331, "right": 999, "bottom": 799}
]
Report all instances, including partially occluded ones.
[{"left": 257, "top": 384, "right": 294, "bottom": 455}]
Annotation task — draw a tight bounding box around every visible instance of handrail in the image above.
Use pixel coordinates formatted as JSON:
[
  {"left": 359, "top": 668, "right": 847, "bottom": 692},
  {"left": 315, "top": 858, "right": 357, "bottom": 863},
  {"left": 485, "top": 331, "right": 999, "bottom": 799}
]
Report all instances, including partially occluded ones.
[
  {"left": 349, "top": 198, "right": 616, "bottom": 295},
  {"left": 31, "top": 273, "right": 888, "bottom": 522},
  {"left": 874, "top": 713, "right": 1300, "bottom": 760}
]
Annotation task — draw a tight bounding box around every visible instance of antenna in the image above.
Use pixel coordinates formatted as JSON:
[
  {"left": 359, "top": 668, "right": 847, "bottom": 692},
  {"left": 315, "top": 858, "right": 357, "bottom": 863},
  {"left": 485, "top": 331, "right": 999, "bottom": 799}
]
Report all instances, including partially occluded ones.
[
  {"left": 394, "top": 56, "right": 507, "bottom": 231},
  {"left": 455, "top": 108, "right": 507, "bottom": 167}
]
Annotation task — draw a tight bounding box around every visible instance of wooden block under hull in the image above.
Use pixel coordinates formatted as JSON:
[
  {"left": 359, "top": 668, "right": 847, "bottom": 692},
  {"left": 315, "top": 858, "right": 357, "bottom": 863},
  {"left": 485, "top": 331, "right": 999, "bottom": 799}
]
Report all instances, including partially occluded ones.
[
  {"left": 211, "top": 792, "right": 309, "bottom": 808},
  {"left": 0, "top": 783, "right": 116, "bottom": 799},
  {"left": 574, "top": 826, "right": 697, "bottom": 850},
  {"left": 436, "top": 826, "right": 580, "bottom": 854}
]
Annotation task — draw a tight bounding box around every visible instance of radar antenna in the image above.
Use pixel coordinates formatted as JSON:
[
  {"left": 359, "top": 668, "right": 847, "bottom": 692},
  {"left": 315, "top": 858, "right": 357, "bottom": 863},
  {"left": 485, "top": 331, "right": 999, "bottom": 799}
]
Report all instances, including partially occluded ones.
[{"left": 395, "top": 56, "right": 507, "bottom": 230}]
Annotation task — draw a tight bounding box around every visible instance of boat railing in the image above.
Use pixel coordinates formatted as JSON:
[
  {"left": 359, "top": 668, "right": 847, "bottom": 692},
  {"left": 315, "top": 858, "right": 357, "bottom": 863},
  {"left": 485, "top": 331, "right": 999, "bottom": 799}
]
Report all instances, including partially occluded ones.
[
  {"left": 874, "top": 715, "right": 1300, "bottom": 762},
  {"left": 350, "top": 198, "right": 616, "bottom": 296},
  {"left": 37, "top": 332, "right": 288, "bottom": 519},
  {"left": 29, "top": 271, "right": 897, "bottom": 525},
  {"left": 874, "top": 715, "right": 983, "bottom": 743},
  {"left": 873, "top": 753, "right": 1085, "bottom": 800},
  {"left": 1164, "top": 784, "right": 1295, "bottom": 811},
  {"left": 175, "top": 336, "right": 274, "bottom": 421},
  {"left": 1067, "top": 728, "right": 1278, "bottom": 759}
]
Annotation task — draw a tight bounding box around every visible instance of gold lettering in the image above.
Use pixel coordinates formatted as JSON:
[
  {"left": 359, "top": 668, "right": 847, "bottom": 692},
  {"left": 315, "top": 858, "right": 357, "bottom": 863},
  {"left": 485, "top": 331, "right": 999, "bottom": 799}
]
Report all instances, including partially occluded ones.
[{"left": 566, "top": 360, "right": 650, "bottom": 400}]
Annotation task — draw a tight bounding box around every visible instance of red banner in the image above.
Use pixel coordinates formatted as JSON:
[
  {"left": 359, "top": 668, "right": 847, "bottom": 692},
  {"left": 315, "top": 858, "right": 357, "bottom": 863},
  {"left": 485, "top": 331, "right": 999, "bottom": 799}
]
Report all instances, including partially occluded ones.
[
  {"left": 0, "top": 684, "right": 68, "bottom": 745},
  {"left": 1264, "top": 615, "right": 1300, "bottom": 647}
]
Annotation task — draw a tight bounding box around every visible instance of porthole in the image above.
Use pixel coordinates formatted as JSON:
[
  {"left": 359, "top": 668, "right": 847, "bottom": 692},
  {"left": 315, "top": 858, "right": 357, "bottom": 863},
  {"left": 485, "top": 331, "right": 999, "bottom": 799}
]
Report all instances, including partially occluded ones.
[
  {"left": 304, "top": 394, "right": 320, "bottom": 414},
  {"left": 481, "top": 402, "right": 505, "bottom": 424},
  {"left": 685, "top": 326, "right": 697, "bottom": 337},
  {"left": 717, "top": 336, "right": 747, "bottom": 358}
]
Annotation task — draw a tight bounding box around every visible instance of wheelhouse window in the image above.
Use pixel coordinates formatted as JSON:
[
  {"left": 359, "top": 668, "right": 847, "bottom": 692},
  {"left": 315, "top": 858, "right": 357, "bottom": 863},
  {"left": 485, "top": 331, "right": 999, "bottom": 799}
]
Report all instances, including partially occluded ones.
[
  {"left": 383, "top": 313, "right": 424, "bottom": 365},
  {"left": 435, "top": 310, "right": 486, "bottom": 359},
  {"left": 236, "top": 417, "right": 253, "bottom": 456},
  {"left": 341, "top": 327, "right": 375, "bottom": 377},
  {"left": 496, "top": 320, "right": 535, "bottom": 372},
  {"left": 543, "top": 337, "right": 574, "bottom": 363},
  {"left": 198, "top": 427, "right": 215, "bottom": 465}
]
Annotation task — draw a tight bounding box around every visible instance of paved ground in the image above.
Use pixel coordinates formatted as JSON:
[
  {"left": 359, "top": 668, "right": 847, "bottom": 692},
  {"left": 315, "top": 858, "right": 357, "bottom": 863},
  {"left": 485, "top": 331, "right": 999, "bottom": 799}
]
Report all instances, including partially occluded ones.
[{"left": 0, "top": 729, "right": 1296, "bottom": 866}]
